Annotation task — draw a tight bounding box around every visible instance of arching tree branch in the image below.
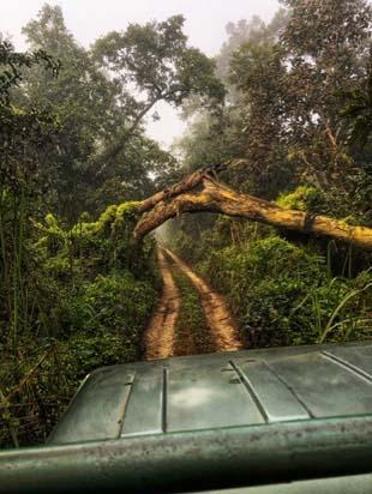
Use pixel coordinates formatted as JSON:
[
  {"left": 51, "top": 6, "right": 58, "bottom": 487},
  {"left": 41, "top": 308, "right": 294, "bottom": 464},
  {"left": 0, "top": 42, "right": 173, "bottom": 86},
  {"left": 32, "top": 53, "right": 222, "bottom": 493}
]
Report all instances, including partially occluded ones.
[
  {"left": 134, "top": 174, "right": 372, "bottom": 249},
  {"left": 137, "top": 161, "right": 231, "bottom": 213}
]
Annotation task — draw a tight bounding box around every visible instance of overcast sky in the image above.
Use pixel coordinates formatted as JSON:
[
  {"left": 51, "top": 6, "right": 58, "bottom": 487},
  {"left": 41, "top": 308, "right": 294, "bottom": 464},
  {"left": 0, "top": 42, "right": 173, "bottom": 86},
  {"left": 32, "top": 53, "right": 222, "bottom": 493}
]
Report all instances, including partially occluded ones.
[{"left": 1, "top": 0, "right": 279, "bottom": 147}]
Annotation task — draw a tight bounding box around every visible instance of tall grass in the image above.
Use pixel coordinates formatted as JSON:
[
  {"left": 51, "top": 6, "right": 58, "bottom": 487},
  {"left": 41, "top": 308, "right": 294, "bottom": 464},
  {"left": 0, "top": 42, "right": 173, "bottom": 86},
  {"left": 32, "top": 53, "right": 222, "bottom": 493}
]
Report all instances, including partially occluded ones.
[{"left": 318, "top": 278, "right": 372, "bottom": 343}]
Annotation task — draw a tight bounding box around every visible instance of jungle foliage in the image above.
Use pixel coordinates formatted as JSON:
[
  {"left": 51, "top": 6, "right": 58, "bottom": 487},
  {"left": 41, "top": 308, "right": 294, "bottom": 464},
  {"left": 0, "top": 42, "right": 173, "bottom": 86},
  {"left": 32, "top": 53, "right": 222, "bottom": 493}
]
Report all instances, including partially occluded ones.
[
  {"left": 0, "top": 196, "right": 158, "bottom": 446},
  {"left": 1, "top": 0, "right": 372, "bottom": 447}
]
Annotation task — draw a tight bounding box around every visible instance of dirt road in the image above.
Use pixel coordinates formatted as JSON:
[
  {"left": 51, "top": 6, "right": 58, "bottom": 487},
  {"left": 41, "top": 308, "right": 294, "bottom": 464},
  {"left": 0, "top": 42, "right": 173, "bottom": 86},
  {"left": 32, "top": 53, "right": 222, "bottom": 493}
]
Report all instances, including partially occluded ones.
[
  {"left": 143, "top": 249, "right": 180, "bottom": 360},
  {"left": 144, "top": 247, "right": 242, "bottom": 360}
]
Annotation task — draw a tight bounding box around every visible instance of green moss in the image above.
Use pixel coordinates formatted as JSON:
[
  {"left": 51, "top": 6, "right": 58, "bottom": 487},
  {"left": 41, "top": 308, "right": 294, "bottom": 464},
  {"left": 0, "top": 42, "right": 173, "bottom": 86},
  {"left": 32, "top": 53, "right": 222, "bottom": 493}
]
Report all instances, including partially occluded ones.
[
  {"left": 38, "top": 201, "right": 141, "bottom": 259},
  {"left": 277, "top": 185, "right": 327, "bottom": 213},
  {"left": 45, "top": 213, "right": 60, "bottom": 228},
  {"left": 96, "top": 200, "right": 140, "bottom": 234}
]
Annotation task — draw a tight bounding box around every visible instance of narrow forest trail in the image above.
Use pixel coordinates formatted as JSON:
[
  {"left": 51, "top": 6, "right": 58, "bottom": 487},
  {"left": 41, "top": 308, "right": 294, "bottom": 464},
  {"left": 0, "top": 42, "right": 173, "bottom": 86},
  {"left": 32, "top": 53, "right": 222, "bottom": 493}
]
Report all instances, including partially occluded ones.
[
  {"left": 144, "top": 247, "right": 242, "bottom": 360},
  {"left": 143, "top": 249, "right": 181, "bottom": 360}
]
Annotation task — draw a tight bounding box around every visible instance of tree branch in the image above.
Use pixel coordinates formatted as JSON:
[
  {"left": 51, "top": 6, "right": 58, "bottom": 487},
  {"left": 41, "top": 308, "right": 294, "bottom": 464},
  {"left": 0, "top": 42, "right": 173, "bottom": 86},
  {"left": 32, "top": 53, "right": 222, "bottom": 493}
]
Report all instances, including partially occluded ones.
[
  {"left": 137, "top": 160, "right": 245, "bottom": 213},
  {"left": 95, "top": 97, "right": 162, "bottom": 178},
  {"left": 134, "top": 175, "right": 372, "bottom": 249}
]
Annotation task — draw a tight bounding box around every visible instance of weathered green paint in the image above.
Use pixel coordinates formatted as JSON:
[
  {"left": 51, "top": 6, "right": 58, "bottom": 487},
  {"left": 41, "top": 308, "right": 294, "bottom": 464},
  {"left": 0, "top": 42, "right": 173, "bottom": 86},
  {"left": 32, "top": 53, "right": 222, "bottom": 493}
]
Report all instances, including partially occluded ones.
[
  {"left": 1, "top": 417, "right": 372, "bottom": 493},
  {"left": 204, "top": 474, "right": 372, "bottom": 493},
  {"left": 121, "top": 365, "right": 164, "bottom": 436},
  {"left": 49, "top": 340, "right": 372, "bottom": 443},
  {"left": 1, "top": 341, "right": 372, "bottom": 493}
]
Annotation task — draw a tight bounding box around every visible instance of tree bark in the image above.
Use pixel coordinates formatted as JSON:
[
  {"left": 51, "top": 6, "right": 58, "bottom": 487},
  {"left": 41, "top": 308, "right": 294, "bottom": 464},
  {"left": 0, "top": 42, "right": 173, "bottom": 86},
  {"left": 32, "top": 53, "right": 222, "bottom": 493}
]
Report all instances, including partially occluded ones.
[
  {"left": 137, "top": 162, "right": 230, "bottom": 213},
  {"left": 134, "top": 176, "right": 372, "bottom": 250}
]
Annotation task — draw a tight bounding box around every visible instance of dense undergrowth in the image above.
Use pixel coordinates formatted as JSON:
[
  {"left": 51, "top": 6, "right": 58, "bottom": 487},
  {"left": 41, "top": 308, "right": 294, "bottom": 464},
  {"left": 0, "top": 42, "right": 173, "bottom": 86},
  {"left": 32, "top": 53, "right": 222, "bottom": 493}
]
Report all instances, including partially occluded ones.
[
  {"left": 0, "top": 201, "right": 158, "bottom": 447},
  {"left": 168, "top": 186, "right": 372, "bottom": 349}
]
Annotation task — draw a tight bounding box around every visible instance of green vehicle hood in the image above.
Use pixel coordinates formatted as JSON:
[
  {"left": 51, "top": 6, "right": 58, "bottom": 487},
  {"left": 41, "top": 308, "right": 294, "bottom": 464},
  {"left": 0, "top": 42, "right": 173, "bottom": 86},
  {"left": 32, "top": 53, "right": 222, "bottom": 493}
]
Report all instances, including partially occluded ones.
[
  {"left": 49, "top": 340, "right": 372, "bottom": 444},
  {"left": 1, "top": 341, "right": 372, "bottom": 493}
]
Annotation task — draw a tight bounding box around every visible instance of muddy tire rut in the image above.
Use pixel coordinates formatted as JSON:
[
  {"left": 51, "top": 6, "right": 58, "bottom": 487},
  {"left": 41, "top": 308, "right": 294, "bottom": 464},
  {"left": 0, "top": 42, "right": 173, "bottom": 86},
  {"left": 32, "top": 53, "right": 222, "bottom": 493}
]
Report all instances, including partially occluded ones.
[
  {"left": 144, "top": 247, "right": 242, "bottom": 360},
  {"left": 143, "top": 249, "right": 180, "bottom": 360}
]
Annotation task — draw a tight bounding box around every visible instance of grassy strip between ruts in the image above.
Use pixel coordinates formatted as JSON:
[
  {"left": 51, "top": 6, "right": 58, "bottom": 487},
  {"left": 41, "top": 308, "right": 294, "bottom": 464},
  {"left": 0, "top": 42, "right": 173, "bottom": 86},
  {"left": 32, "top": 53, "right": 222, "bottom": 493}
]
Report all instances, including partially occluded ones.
[{"left": 172, "top": 267, "right": 216, "bottom": 357}]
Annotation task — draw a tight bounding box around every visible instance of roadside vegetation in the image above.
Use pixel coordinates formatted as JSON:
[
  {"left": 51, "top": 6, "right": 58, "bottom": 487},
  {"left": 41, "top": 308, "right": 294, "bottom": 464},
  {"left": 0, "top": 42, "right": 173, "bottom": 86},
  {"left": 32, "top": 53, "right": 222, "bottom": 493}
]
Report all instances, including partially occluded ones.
[
  {"left": 0, "top": 202, "right": 158, "bottom": 446},
  {"left": 170, "top": 220, "right": 371, "bottom": 349}
]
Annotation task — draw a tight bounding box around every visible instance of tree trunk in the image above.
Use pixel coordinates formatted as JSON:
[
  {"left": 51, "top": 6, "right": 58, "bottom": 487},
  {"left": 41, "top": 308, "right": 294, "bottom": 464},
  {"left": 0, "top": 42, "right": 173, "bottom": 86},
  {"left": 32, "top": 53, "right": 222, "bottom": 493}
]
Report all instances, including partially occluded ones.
[
  {"left": 134, "top": 176, "right": 372, "bottom": 250},
  {"left": 137, "top": 162, "right": 229, "bottom": 213},
  {"left": 95, "top": 98, "right": 161, "bottom": 179}
]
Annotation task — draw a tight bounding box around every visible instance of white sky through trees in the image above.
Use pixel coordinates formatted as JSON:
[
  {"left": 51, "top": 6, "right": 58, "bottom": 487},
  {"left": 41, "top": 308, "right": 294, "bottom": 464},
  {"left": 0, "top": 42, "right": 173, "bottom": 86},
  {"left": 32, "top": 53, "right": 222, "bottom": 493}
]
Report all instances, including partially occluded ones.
[{"left": 1, "top": 0, "right": 279, "bottom": 148}]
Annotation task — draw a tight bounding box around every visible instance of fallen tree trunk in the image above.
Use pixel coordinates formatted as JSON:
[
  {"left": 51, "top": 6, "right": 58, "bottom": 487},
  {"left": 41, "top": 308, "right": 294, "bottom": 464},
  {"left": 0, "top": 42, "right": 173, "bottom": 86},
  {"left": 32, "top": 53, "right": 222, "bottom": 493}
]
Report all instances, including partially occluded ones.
[
  {"left": 137, "top": 162, "right": 229, "bottom": 213},
  {"left": 134, "top": 176, "right": 372, "bottom": 250}
]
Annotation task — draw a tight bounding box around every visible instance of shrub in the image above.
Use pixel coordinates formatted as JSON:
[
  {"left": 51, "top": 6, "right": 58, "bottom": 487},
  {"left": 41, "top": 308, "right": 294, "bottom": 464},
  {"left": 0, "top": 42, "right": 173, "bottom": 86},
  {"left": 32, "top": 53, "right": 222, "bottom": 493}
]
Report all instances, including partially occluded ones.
[
  {"left": 67, "top": 272, "right": 156, "bottom": 342},
  {"left": 197, "top": 236, "right": 371, "bottom": 348}
]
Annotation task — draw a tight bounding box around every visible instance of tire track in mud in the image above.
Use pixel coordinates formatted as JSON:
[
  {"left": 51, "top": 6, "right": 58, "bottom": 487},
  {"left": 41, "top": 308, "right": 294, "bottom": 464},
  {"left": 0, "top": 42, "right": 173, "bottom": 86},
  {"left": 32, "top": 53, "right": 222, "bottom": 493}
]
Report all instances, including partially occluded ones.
[
  {"left": 144, "top": 247, "right": 242, "bottom": 360},
  {"left": 164, "top": 248, "right": 242, "bottom": 353},
  {"left": 143, "top": 249, "right": 180, "bottom": 360}
]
